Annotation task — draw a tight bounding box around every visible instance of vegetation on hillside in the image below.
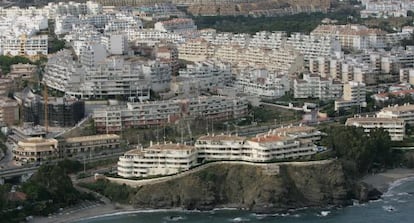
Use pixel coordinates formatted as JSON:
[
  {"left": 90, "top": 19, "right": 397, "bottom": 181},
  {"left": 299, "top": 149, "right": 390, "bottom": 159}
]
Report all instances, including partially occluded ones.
[
  {"left": 193, "top": 8, "right": 359, "bottom": 34},
  {"left": 321, "top": 126, "right": 394, "bottom": 175},
  {"left": 0, "top": 160, "right": 94, "bottom": 222},
  {"left": 0, "top": 56, "right": 32, "bottom": 75}
]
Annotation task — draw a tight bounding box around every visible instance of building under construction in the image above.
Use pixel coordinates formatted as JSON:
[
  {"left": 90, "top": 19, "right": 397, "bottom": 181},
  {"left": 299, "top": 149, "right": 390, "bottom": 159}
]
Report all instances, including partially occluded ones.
[{"left": 15, "top": 88, "right": 85, "bottom": 127}]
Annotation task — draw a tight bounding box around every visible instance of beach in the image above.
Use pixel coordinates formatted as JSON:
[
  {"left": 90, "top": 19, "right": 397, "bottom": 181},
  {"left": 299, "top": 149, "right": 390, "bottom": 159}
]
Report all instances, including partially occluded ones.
[
  {"left": 31, "top": 168, "right": 414, "bottom": 223},
  {"left": 362, "top": 168, "right": 414, "bottom": 192},
  {"left": 32, "top": 203, "right": 137, "bottom": 223}
]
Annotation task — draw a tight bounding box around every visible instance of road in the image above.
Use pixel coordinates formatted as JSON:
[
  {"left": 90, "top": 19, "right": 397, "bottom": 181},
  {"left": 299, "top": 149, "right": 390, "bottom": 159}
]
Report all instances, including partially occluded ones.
[{"left": 0, "top": 141, "right": 17, "bottom": 169}]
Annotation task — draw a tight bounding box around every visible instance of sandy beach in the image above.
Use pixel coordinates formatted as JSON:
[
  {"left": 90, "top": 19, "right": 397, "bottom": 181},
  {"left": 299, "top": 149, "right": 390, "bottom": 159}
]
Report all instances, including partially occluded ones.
[
  {"left": 32, "top": 203, "right": 137, "bottom": 223},
  {"left": 362, "top": 168, "right": 414, "bottom": 193}
]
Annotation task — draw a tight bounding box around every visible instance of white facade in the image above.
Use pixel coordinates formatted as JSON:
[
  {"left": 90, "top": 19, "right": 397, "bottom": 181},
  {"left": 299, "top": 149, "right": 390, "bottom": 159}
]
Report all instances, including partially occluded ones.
[
  {"left": 176, "top": 60, "right": 232, "bottom": 92},
  {"left": 101, "top": 34, "right": 128, "bottom": 55},
  {"left": 293, "top": 74, "right": 342, "bottom": 100},
  {"left": 234, "top": 68, "right": 290, "bottom": 99},
  {"left": 377, "top": 104, "right": 414, "bottom": 125},
  {"left": 1, "top": 34, "right": 48, "bottom": 56},
  {"left": 118, "top": 124, "right": 323, "bottom": 178},
  {"left": 93, "top": 96, "right": 248, "bottom": 133},
  {"left": 311, "top": 24, "right": 387, "bottom": 50},
  {"left": 346, "top": 116, "right": 405, "bottom": 141},
  {"left": 154, "top": 18, "right": 197, "bottom": 34},
  {"left": 335, "top": 81, "right": 367, "bottom": 111},
  {"left": 118, "top": 143, "right": 197, "bottom": 178}
]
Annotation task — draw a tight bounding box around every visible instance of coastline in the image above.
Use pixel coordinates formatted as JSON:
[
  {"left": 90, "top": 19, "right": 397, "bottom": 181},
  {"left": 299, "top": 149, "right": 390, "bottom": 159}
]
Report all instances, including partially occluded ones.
[
  {"left": 361, "top": 168, "right": 414, "bottom": 193},
  {"left": 32, "top": 168, "right": 414, "bottom": 223}
]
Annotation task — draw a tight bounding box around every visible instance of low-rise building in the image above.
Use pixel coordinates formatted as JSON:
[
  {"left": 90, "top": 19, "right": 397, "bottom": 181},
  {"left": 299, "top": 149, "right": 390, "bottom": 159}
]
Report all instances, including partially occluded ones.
[
  {"left": 117, "top": 124, "right": 323, "bottom": 178},
  {"left": 60, "top": 134, "right": 121, "bottom": 156},
  {"left": 118, "top": 142, "right": 197, "bottom": 178},
  {"left": 377, "top": 104, "right": 414, "bottom": 125},
  {"left": 13, "top": 137, "right": 58, "bottom": 163},
  {"left": 346, "top": 116, "right": 405, "bottom": 141}
]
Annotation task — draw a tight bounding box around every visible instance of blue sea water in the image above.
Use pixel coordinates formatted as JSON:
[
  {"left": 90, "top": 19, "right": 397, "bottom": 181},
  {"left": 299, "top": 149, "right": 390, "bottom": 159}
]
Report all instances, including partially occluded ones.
[{"left": 78, "top": 177, "right": 414, "bottom": 223}]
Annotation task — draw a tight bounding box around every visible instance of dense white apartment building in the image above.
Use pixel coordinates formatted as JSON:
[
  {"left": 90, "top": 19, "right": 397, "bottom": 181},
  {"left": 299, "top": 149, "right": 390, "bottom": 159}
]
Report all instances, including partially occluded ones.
[
  {"left": 1, "top": 34, "right": 48, "bottom": 56},
  {"left": 285, "top": 33, "right": 341, "bottom": 63},
  {"left": 118, "top": 142, "right": 197, "bottom": 178},
  {"left": 43, "top": 50, "right": 85, "bottom": 95},
  {"left": 104, "top": 14, "right": 143, "bottom": 33},
  {"left": 311, "top": 24, "right": 386, "bottom": 50},
  {"left": 135, "top": 3, "right": 185, "bottom": 21},
  {"left": 92, "top": 96, "right": 248, "bottom": 133},
  {"left": 293, "top": 73, "right": 342, "bottom": 100},
  {"left": 234, "top": 68, "right": 290, "bottom": 99},
  {"left": 309, "top": 47, "right": 414, "bottom": 85},
  {"left": 377, "top": 104, "right": 414, "bottom": 125},
  {"left": 335, "top": 81, "right": 367, "bottom": 111},
  {"left": 178, "top": 39, "right": 304, "bottom": 75},
  {"left": 0, "top": 14, "right": 48, "bottom": 56},
  {"left": 0, "top": 1, "right": 102, "bottom": 19},
  {"left": 172, "top": 60, "right": 232, "bottom": 94},
  {"left": 43, "top": 50, "right": 172, "bottom": 99},
  {"left": 101, "top": 34, "right": 129, "bottom": 55},
  {"left": 117, "top": 124, "right": 323, "bottom": 178},
  {"left": 154, "top": 18, "right": 197, "bottom": 34},
  {"left": 130, "top": 29, "right": 185, "bottom": 46},
  {"left": 360, "top": 0, "right": 414, "bottom": 18},
  {"left": 346, "top": 116, "right": 405, "bottom": 141}
]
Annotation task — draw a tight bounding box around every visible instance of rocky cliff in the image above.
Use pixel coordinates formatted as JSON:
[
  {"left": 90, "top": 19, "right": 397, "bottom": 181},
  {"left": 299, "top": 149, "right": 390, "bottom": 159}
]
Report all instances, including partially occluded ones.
[{"left": 130, "top": 161, "right": 354, "bottom": 212}]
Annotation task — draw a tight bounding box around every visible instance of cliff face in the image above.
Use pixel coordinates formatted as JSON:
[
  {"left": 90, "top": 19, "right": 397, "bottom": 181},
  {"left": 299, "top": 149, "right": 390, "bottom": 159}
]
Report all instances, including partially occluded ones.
[
  {"left": 187, "top": 0, "right": 331, "bottom": 16},
  {"left": 131, "top": 161, "right": 352, "bottom": 212}
]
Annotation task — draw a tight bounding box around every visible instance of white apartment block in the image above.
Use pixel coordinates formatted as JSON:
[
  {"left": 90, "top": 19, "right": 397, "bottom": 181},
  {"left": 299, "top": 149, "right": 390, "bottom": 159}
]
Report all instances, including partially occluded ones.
[
  {"left": 377, "top": 104, "right": 414, "bottom": 125},
  {"left": 118, "top": 124, "right": 323, "bottom": 178},
  {"left": 346, "top": 116, "right": 405, "bottom": 141},
  {"left": 129, "top": 29, "right": 185, "bottom": 46},
  {"left": 293, "top": 73, "right": 342, "bottom": 100},
  {"left": 118, "top": 142, "right": 197, "bottom": 178},
  {"left": 179, "top": 39, "right": 304, "bottom": 75},
  {"left": 234, "top": 68, "right": 290, "bottom": 99},
  {"left": 44, "top": 50, "right": 172, "bottom": 99},
  {"left": 178, "top": 38, "right": 212, "bottom": 62},
  {"left": 93, "top": 96, "right": 248, "bottom": 133},
  {"left": 154, "top": 18, "right": 197, "bottom": 34},
  {"left": 104, "top": 14, "right": 143, "bottom": 33},
  {"left": 285, "top": 33, "right": 341, "bottom": 63},
  {"left": 400, "top": 68, "right": 414, "bottom": 85},
  {"left": 335, "top": 81, "right": 367, "bottom": 111},
  {"left": 1, "top": 34, "right": 48, "bottom": 56},
  {"left": 360, "top": 0, "right": 414, "bottom": 18},
  {"left": 43, "top": 50, "right": 84, "bottom": 95},
  {"left": 134, "top": 3, "right": 185, "bottom": 21},
  {"left": 311, "top": 24, "right": 386, "bottom": 50},
  {"left": 0, "top": 1, "right": 103, "bottom": 19},
  {"left": 175, "top": 60, "right": 232, "bottom": 93},
  {"left": 196, "top": 125, "right": 322, "bottom": 162},
  {"left": 55, "top": 15, "right": 80, "bottom": 35},
  {"left": 101, "top": 34, "right": 128, "bottom": 55},
  {"left": 0, "top": 14, "right": 48, "bottom": 56}
]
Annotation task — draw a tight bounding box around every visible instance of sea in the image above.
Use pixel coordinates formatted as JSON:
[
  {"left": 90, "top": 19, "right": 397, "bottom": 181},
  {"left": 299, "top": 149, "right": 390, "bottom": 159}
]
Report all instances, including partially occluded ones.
[{"left": 78, "top": 177, "right": 414, "bottom": 223}]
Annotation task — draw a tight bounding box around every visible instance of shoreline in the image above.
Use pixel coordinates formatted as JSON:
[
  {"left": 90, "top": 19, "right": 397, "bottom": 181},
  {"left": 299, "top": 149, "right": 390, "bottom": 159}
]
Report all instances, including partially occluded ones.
[
  {"left": 361, "top": 168, "right": 414, "bottom": 193},
  {"left": 32, "top": 168, "right": 414, "bottom": 223}
]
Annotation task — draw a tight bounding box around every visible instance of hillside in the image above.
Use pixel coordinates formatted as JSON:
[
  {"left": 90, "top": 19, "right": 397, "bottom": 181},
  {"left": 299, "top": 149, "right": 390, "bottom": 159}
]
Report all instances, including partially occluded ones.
[{"left": 129, "top": 161, "right": 355, "bottom": 212}]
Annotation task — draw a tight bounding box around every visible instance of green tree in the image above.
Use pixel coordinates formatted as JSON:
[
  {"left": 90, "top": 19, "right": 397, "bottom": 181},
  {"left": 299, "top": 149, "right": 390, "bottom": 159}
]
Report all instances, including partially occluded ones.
[{"left": 322, "top": 126, "right": 393, "bottom": 175}]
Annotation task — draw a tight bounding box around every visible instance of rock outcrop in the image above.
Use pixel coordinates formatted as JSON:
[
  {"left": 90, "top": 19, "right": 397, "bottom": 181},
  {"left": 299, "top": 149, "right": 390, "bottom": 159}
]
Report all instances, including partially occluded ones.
[{"left": 130, "top": 161, "right": 352, "bottom": 212}]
